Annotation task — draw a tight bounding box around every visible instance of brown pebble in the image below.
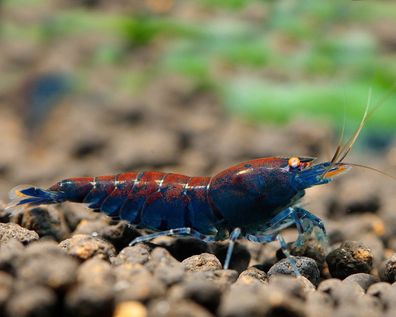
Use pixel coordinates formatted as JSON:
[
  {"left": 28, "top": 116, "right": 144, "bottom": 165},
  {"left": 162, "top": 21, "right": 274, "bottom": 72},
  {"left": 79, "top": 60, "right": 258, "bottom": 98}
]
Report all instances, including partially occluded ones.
[
  {"left": 0, "top": 223, "right": 39, "bottom": 245},
  {"left": 145, "top": 248, "right": 185, "bottom": 286},
  {"left": 235, "top": 267, "right": 268, "bottom": 286},
  {"left": 182, "top": 253, "right": 222, "bottom": 272},
  {"left": 186, "top": 270, "right": 238, "bottom": 290},
  {"left": 59, "top": 234, "right": 116, "bottom": 261},
  {"left": 112, "top": 245, "right": 150, "bottom": 266},
  {"left": 113, "top": 301, "right": 147, "bottom": 317},
  {"left": 6, "top": 286, "right": 57, "bottom": 317},
  {"left": 149, "top": 299, "right": 214, "bottom": 317},
  {"left": 326, "top": 241, "right": 373, "bottom": 279},
  {"left": 75, "top": 219, "right": 140, "bottom": 251},
  {"left": 113, "top": 264, "right": 166, "bottom": 302},
  {"left": 16, "top": 240, "right": 79, "bottom": 291}
]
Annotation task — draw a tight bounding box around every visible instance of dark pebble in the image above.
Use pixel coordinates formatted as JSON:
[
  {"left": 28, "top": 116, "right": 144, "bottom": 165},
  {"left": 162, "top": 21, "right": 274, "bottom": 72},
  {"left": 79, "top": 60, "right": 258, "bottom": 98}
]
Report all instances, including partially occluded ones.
[
  {"left": 6, "top": 286, "right": 57, "bottom": 317},
  {"left": 16, "top": 240, "right": 79, "bottom": 291},
  {"left": 0, "top": 223, "right": 39, "bottom": 245},
  {"left": 343, "top": 273, "right": 379, "bottom": 291},
  {"left": 182, "top": 253, "right": 222, "bottom": 273},
  {"left": 267, "top": 256, "right": 320, "bottom": 286},
  {"left": 111, "top": 244, "right": 151, "bottom": 266},
  {"left": 148, "top": 299, "right": 214, "bottom": 317},
  {"left": 169, "top": 279, "right": 222, "bottom": 313},
  {"left": 162, "top": 237, "right": 210, "bottom": 262},
  {"left": 235, "top": 267, "right": 268, "bottom": 287},
  {"left": 74, "top": 219, "right": 140, "bottom": 251},
  {"left": 379, "top": 254, "right": 396, "bottom": 283},
  {"left": 59, "top": 233, "right": 116, "bottom": 261},
  {"left": 0, "top": 239, "right": 24, "bottom": 274},
  {"left": 278, "top": 236, "right": 326, "bottom": 270},
  {"left": 113, "top": 263, "right": 166, "bottom": 302},
  {"left": 212, "top": 242, "right": 250, "bottom": 273},
  {"left": 326, "top": 241, "right": 373, "bottom": 279},
  {"left": 20, "top": 207, "right": 69, "bottom": 241}
]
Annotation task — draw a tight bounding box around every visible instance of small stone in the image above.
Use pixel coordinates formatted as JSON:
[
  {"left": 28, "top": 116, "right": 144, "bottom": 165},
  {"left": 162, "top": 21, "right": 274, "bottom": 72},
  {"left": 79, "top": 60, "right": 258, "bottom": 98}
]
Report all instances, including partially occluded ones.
[
  {"left": 235, "top": 267, "right": 268, "bottom": 287},
  {"left": 145, "top": 248, "right": 185, "bottom": 286},
  {"left": 318, "top": 278, "right": 364, "bottom": 305},
  {"left": 20, "top": 206, "right": 69, "bottom": 241},
  {"left": 267, "top": 256, "right": 320, "bottom": 286},
  {"left": 0, "top": 272, "right": 13, "bottom": 311},
  {"left": 6, "top": 286, "right": 57, "bottom": 317},
  {"left": 0, "top": 223, "right": 39, "bottom": 245},
  {"left": 318, "top": 278, "right": 343, "bottom": 295},
  {"left": 268, "top": 275, "right": 315, "bottom": 301},
  {"left": 65, "top": 283, "right": 114, "bottom": 317},
  {"left": 74, "top": 219, "right": 140, "bottom": 251},
  {"left": 112, "top": 244, "right": 150, "bottom": 266},
  {"left": 326, "top": 241, "right": 373, "bottom": 279},
  {"left": 343, "top": 273, "right": 379, "bottom": 291},
  {"left": 367, "top": 282, "right": 396, "bottom": 310},
  {"left": 59, "top": 234, "right": 116, "bottom": 261},
  {"left": 219, "top": 283, "right": 305, "bottom": 317},
  {"left": 113, "top": 301, "right": 147, "bottom": 317},
  {"left": 182, "top": 253, "right": 222, "bottom": 272},
  {"left": 186, "top": 270, "right": 238, "bottom": 290},
  {"left": 113, "top": 263, "right": 166, "bottom": 302},
  {"left": 278, "top": 236, "right": 326, "bottom": 270},
  {"left": 16, "top": 240, "right": 79, "bottom": 291},
  {"left": 379, "top": 254, "right": 396, "bottom": 283},
  {"left": 77, "top": 257, "right": 114, "bottom": 285},
  {"left": 149, "top": 299, "right": 214, "bottom": 317},
  {"left": 305, "top": 291, "right": 333, "bottom": 317},
  {"left": 169, "top": 280, "right": 222, "bottom": 313},
  {"left": 0, "top": 239, "right": 24, "bottom": 274}
]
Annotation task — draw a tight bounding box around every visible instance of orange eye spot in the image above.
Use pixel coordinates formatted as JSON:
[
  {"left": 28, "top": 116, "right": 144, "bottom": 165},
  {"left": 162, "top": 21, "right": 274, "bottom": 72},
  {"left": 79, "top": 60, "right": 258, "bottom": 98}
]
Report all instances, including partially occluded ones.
[{"left": 288, "top": 157, "right": 300, "bottom": 168}]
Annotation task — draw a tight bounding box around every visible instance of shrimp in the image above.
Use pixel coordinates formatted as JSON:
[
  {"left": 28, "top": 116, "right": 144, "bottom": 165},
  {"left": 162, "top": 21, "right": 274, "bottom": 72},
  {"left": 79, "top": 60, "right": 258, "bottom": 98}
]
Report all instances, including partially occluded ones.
[{"left": 6, "top": 90, "right": 394, "bottom": 272}]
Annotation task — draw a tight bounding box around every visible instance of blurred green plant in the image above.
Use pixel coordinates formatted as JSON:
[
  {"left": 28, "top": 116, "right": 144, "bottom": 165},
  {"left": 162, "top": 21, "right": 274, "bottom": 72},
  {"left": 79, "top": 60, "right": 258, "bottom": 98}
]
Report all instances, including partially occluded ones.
[{"left": 2, "top": 0, "right": 396, "bottom": 131}]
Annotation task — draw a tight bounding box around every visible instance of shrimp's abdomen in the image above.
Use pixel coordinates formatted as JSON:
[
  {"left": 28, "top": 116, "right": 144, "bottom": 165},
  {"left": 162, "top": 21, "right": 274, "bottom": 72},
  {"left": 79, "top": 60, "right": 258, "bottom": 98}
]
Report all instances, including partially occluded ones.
[{"left": 50, "top": 172, "right": 219, "bottom": 235}]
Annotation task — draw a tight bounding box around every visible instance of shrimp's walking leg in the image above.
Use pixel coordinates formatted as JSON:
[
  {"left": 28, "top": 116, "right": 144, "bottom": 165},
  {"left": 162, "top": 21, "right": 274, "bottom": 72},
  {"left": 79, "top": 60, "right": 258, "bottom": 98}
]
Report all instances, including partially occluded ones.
[
  {"left": 292, "top": 207, "right": 327, "bottom": 247},
  {"left": 129, "top": 227, "right": 214, "bottom": 246},
  {"left": 223, "top": 227, "right": 241, "bottom": 270},
  {"left": 246, "top": 232, "right": 301, "bottom": 276}
]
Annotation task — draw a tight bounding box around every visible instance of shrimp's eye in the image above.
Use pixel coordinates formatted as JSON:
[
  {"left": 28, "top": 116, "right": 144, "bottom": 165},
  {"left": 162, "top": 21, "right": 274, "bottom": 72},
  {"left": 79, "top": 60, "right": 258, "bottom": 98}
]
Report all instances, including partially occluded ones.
[{"left": 288, "top": 157, "right": 301, "bottom": 169}]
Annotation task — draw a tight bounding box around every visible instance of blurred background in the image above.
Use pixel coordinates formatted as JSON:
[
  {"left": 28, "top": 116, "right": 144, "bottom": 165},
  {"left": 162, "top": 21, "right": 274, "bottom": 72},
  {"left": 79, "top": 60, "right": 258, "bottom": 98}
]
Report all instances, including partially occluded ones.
[{"left": 0, "top": 0, "right": 396, "bottom": 209}]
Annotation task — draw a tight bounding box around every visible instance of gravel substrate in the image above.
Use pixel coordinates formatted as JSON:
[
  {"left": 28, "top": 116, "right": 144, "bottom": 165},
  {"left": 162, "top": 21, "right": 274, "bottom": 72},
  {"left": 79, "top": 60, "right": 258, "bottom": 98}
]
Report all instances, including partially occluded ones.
[{"left": 1, "top": 11, "right": 396, "bottom": 314}]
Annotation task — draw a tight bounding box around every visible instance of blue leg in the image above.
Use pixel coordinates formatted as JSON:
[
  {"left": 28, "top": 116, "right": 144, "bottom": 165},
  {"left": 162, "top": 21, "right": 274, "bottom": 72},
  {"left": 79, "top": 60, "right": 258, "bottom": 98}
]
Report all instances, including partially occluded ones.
[
  {"left": 246, "top": 232, "right": 300, "bottom": 276},
  {"left": 129, "top": 227, "right": 214, "bottom": 246},
  {"left": 292, "top": 207, "right": 327, "bottom": 247},
  {"left": 223, "top": 227, "right": 241, "bottom": 270}
]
